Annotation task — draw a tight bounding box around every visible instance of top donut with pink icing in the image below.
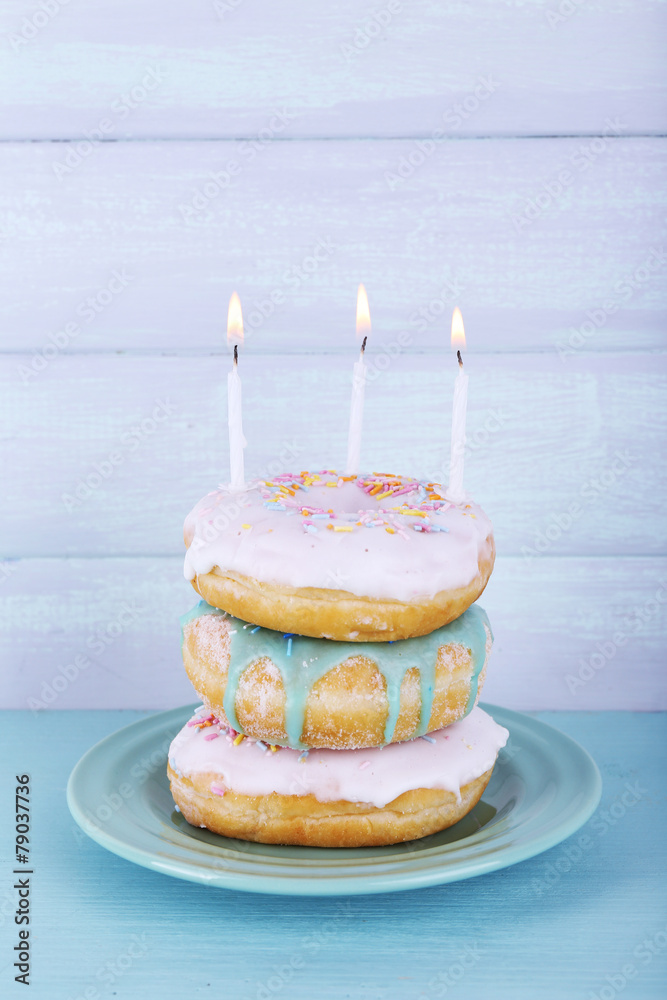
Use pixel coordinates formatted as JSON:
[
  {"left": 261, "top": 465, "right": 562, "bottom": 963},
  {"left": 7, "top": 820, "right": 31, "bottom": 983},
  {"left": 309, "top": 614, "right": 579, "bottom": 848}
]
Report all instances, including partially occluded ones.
[{"left": 184, "top": 471, "right": 494, "bottom": 603}]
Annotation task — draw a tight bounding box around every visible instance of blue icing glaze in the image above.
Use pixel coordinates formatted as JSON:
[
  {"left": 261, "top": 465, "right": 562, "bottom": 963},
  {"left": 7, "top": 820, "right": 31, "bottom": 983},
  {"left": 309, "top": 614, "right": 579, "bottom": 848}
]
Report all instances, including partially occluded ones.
[{"left": 180, "top": 600, "right": 491, "bottom": 749}]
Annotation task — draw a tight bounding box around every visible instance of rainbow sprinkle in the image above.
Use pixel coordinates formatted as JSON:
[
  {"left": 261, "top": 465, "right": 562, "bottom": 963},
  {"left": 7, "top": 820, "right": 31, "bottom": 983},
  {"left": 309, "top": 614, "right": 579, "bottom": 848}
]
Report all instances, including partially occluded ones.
[{"left": 207, "top": 471, "right": 465, "bottom": 541}]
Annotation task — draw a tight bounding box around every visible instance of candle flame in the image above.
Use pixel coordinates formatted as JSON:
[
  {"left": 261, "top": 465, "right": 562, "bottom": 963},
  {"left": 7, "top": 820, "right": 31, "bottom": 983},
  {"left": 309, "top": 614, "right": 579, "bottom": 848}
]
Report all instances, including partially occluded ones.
[
  {"left": 227, "top": 291, "right": 244, "bottom": 346},
  {"left": 451, "top": 307, "right": 466, "bottom": 352},
  {"left": 356, "top": 283, "right": 371, "bottom": 339}
]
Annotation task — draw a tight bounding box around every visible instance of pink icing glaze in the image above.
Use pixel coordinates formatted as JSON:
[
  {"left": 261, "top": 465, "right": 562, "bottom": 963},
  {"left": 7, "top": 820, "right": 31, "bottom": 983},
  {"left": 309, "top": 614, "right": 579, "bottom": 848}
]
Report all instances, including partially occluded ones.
[
  {"left": 183, "top": 472, "right": 494, "bottom": 603},
  {"left": 168, "top": 706, "right": 509, "bottom": 806}
]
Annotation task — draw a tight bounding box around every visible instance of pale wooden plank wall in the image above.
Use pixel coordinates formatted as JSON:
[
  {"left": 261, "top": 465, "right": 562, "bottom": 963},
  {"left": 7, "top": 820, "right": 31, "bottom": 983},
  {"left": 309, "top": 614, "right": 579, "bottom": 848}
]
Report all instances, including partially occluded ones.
[
  {"left": 1, "top": 140, "right": 666, "bottom": 354},
  {"left": 1, "top": 0, "right": 666, "bottom": 137},
  {"left": 3, "top": 353, "right": 666, "bottom": 556},
  {"left": 1, "top": 0, "right": 665, "bottom": 709}
]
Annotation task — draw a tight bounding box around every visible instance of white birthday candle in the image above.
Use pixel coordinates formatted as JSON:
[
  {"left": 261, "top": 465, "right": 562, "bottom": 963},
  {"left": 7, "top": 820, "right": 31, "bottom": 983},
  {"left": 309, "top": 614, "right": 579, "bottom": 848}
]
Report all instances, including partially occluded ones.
[
  {"left": 345, "top": 283, "right": 371, "bottom": 475},
  {"left": 447, "top": 307, "right": 468, "bottom": 503},
  {"left": 227, "top": 292, "right": 246, "bottom": 491}
]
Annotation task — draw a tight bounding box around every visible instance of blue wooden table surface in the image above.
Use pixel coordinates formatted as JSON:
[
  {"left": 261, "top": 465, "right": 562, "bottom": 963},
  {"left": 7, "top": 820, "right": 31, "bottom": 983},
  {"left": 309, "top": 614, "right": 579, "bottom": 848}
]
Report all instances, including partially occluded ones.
[{"left": 1, "top": 710, "right": 665, "bottom": 1000}]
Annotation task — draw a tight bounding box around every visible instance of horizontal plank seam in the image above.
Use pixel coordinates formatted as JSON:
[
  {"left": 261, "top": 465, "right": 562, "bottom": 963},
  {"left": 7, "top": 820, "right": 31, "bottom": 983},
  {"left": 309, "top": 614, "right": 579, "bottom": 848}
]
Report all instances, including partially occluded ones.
[
  {"left": 0, "top": 134, "right": 665, "bottom": 145},
  {"left": 3, "top": 348, "right": 667, "bottom": 359}
]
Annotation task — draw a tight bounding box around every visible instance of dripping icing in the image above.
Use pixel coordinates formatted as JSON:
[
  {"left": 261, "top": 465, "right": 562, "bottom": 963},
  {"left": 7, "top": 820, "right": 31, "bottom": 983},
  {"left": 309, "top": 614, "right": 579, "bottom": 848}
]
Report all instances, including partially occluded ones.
[{"left": 181, "top": 600, "right": 491, "bottom": 749}]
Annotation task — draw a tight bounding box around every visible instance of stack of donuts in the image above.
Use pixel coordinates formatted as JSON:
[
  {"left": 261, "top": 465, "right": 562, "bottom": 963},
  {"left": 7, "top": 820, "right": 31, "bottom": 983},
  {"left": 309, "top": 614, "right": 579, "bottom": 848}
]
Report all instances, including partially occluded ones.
[{"left": 168, "top": 471, "right": 508, "bottom": 847}]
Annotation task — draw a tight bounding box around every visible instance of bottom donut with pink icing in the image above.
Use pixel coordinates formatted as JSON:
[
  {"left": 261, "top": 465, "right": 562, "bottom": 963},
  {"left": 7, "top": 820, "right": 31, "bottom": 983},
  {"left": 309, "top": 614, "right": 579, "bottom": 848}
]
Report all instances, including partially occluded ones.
[{"left": 168, "top": 706, "right": 508, "bottom": 847}]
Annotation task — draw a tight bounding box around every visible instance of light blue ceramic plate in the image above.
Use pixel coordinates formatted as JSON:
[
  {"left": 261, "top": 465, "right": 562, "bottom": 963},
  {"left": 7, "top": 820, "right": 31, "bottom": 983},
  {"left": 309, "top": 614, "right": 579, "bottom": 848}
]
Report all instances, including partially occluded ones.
[{"left": 67, "top": 703, "right": 601, "bottom": 895}]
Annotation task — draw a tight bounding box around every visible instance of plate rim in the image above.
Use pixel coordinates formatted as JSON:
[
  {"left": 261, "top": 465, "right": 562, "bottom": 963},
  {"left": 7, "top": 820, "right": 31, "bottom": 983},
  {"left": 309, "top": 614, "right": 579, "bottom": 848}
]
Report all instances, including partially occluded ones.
[{"left": 67, "top": 702, "right": 602, "bottom": 896}]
